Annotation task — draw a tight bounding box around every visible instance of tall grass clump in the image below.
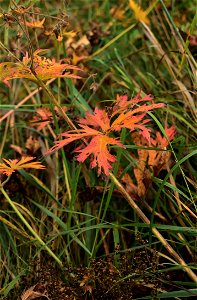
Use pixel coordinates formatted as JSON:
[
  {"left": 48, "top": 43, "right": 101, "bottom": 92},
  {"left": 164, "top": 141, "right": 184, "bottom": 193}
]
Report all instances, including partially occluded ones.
[{"left": 0, "top": 0, "right": 196, "bottom": 299}]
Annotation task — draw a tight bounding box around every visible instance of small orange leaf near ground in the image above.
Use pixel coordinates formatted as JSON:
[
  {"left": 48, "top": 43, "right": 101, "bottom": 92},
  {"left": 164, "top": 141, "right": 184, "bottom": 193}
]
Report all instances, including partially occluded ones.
[
  {"left": 11, "top": 4, "right": 32, "bottom": 15},
  {"left": 0, "top": 156, "right": 45, "bottom": 176},
  {"left": 111, "top": 7, "right": 126, "bottom": 21}
]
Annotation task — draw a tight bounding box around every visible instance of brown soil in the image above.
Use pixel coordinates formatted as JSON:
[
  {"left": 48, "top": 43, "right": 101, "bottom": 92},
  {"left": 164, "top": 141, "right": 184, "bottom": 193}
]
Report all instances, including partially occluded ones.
[{"left": 3, "top": 249, "right": 176, "bottom": 300}]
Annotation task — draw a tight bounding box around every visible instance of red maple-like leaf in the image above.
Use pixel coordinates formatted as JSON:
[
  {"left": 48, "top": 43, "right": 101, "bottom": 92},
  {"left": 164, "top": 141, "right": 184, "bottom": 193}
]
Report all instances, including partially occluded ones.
[
  {"left": 45, "top": 92, "right": 165, "bottom": 175},
  {"left": 45, "top": 125, "right": 124, "bottom": 175},
  {"left": 75, "top": 135, "right": 124, "bottom": 175},
  {"left": 114, "top": 92, "right": 154, "bottom": 111},
  {"left": 110, "top": 101, "right": 164, "bottom": 142},
  {"left": 79, "top": 108, "right": 111, "bottom": 132}
]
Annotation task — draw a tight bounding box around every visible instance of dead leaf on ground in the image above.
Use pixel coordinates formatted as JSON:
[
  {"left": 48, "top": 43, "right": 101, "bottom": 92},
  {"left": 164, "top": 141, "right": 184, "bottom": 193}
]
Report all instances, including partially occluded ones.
[{"left": 21, "top": 285, "right": 50, "bottom": 300}]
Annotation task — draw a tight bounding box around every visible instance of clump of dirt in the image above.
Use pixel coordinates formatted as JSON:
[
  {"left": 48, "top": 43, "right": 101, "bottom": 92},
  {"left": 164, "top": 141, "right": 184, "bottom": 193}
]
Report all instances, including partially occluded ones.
[{"left": 5, "top": 249, "right": 169, "bottom": 300}]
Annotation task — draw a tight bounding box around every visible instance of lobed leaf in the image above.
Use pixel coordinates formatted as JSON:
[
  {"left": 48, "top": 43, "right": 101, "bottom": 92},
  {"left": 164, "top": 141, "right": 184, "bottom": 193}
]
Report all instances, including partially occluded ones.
[
  {"left": 0, "top": 49, "right": 81, "bottom": 86},
  {"left": 45, "top": 92, "right": 165, "bottom": 175},
  {"left": 0, "top": 157, "right": 45, "bottom": 176},
  {"left": 75, "top": 135, "right": 124, "bottom": 175}
]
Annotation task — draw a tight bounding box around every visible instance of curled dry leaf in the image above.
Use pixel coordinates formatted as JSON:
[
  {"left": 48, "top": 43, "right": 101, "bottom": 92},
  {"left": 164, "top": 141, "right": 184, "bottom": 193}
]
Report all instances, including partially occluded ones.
[
  {"left": 10, "top": 144, "right": 23, "bottom": 155},
  {"left": 123, "top": 126, "right": 176, "bottom": 200},
  {"left": 10, "top": 137, "right": 40, "bottom": 156},
  {"left": 80, "top": 274, "right": 93, "bottom": 295}
]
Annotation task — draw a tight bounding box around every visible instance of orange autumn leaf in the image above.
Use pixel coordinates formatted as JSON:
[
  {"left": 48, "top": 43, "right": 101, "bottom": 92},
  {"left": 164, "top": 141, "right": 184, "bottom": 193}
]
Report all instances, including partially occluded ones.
[
  {"left": 110, "top": 94, "right": 164, "bottom": 142},
  {"left": 45, "top": 125, "right": 103, "bottom": 154},
  {"left": 0, "top": 49, "right": 81, "bottom": 86},
  {"left": 29, "top": 106, "right": 68, "bottom": 131},
  {"left": 111, "top": 7, "right": 126, "bottom": 22},
  {"left": 75, "top": 135, "right": 124, "bottom": 175},
  {"left": 129, "top": 0, "right": 150, "bottom": 25},
  {"left": 25, "top": 17, "right": 46, "bottom": 29},
  {"left": 79, "top": 108, "right": 111, "bottom": 132},
  {"left": 46, "top": 126, "right": 124, "bottom": 176},
  {"left": 45, "top": 92, "right": 164, "bottom": 175},
  {"left": 0, "top": 156, "right": 45, "bottom": 176}
]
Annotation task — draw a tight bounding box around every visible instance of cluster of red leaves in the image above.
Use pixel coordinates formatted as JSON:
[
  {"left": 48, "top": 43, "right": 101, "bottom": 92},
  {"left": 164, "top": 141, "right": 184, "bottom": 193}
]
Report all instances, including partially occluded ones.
[
  {"left": 0, "top": 156, "right": 45, "bottom": 177},
  {"left": 0, "top": 49, "right": 81, "bottom": 86},
  {"left": 122, "top": 126, "right": 176, "bottom": 199},
  {"left": 45, "top": 92, "right": 165, "bottom": 175}
]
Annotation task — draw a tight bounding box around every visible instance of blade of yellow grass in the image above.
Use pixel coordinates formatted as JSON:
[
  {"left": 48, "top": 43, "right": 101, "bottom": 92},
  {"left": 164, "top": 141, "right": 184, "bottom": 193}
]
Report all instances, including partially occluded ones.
[
  {"left": 0, "top": 215, "right": 33, "bottom": 240},
  {"left": 89, "top": 23, "right": 136, "bottom": 59},
  {"left": 0, "top": 187, "right": 63, "bottom": 267},
  {"left": 89, "top": 0, "right": 158, "bottom": 59},
  {"left": 142, "top": 22, "right": 197, "bottom": 121}
]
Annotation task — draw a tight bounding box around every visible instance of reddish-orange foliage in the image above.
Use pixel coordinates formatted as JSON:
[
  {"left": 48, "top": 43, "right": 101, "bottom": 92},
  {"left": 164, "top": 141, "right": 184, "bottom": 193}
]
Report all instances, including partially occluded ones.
[
  {"left": 0, "top": 49, "right": 81, "bottom": 86},
  {"left": 0, "top": 156, "right": 45, "bottom": 176},
  {"left": 46, "top": 93, "right": 165, "bottom": 175}
]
